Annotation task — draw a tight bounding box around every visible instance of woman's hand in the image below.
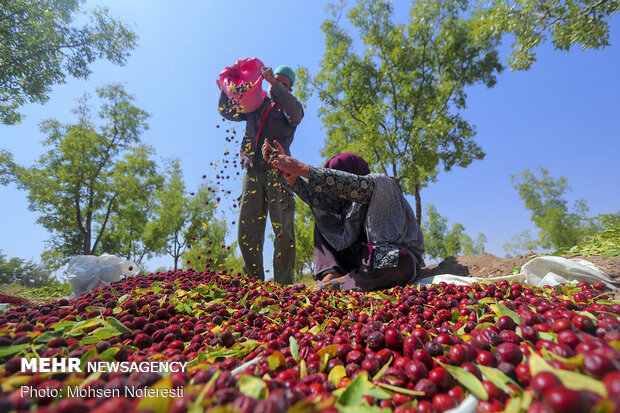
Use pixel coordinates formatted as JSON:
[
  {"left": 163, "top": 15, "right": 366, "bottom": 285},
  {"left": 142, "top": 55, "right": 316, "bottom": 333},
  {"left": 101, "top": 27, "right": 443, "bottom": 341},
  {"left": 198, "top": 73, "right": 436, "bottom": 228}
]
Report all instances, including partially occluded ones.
[
  {"left": 262, "top": 139, "right": 284, "bottom": 162},
  {"left": 262, "top": 140, "right": 309, "bottom": 179}
]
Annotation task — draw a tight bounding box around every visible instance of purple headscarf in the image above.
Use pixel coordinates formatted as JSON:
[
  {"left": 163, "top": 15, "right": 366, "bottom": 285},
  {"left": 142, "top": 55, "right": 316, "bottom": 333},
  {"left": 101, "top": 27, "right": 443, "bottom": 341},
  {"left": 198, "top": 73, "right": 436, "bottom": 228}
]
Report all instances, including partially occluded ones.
[{"left": 324, "top": 152, "right": 370, "bottom": 176}]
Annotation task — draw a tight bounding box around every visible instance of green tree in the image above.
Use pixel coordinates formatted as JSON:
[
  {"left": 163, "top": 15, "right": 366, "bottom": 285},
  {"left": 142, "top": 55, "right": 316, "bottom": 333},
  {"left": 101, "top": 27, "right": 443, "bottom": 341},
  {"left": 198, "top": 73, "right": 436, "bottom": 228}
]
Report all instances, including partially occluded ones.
[
  {"left": 503, "top": 229, "right": 539, "bottom": 256},
  {"left": 422, "top": 204, "right": 450, "bottom": 260},
  {"left": 482, "top": 0, "right": 620, "bottom": 70},
  {"left": 511, "top": 167, "right": 590, "bottom": 251},
  {"left": 0, "top": 149, "right": 15, "bottom": 185},
  {"left": 145, "top": 161, "right": 229, "bottom": 271},
  {"left": 0, "top": 250, "right": 56, "bottom": 287},
  {"left": 297, "top": 0, "right": 503, "bottom": 223},
  {"left": 3, "top": 84, "right": 152, "bottom": 268},
  {"left": 0, "top": 0, "right": 137, "bottom": 125},
  {"left": 422, "top": 204, "right": 486, "bottom": 260},
  {"left": 98, "top": 146, "right": 164, "bottom": 265}
]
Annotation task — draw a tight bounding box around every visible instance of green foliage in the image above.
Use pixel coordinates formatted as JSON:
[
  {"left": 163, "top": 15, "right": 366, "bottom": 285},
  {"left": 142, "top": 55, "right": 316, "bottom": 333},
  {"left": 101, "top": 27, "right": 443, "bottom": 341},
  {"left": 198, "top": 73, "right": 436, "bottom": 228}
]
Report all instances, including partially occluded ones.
[
  {"left": 481, "top": 0, "right": 620, "bottom": 71},
  {"left": 292, "top": 199, "right": 316, "bottom": 281},
  {"left": 145, "top": 162, "right": 230, "bottom": 271},
  {"left": 422, "top": 204, "right": 486, "bottom": 260},
  {"left": 0, "top": 150, "right": 16, "bottom": 185},
  {"left": 9, "top": 283, "right": 72, "bottom": 304},
  {"left": 0, "top": 0, "right": 138, "bottom": 125},
  {"left": 97, "top": 146, "right": 164, "bottom": 265},
  {"left": 559, "top": 213, "right": 620, "bottom": 257},
  {"left": 510, "top": 167, "right": 591, "bottom": 252},
  {"left": 298, "top": 0, "right": 503, "bottom": 222},
  {"left": 222, "top": 248, "right": 244, "bottom": 276},
  {"left": 503, "top": 229, "right": 539, "bottom": 257},
  {"left": 0, "top": 250, "right": 56, "bottom": 287},
  {"left": 3, "top": 84, "right": 154, "bottom": 268}
]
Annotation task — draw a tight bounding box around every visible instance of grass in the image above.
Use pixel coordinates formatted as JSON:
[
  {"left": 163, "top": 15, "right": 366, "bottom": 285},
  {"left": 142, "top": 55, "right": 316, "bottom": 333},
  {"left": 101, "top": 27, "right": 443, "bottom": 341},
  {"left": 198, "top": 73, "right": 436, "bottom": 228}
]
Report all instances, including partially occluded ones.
[{"left": 0, "top": 282, "right": 72, "bottom": 305}]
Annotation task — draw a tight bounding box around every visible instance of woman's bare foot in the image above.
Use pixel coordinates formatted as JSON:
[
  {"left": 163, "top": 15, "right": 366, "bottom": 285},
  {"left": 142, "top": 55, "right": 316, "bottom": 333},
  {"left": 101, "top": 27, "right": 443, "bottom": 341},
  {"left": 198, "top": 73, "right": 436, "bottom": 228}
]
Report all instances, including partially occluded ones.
[{"left": 322, "top": 273, "right": 340, "bottom": 282}]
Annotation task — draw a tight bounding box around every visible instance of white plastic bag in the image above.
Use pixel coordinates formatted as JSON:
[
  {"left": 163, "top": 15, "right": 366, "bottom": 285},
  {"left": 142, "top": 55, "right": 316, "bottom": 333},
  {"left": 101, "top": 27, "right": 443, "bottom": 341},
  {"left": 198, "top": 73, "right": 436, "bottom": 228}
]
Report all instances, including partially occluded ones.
[
  {"left": 66, "top": 253, "right": 140, "bottom": 297},
  {"left": 416, "top": 256, "right": 617, "bottom": 289}
]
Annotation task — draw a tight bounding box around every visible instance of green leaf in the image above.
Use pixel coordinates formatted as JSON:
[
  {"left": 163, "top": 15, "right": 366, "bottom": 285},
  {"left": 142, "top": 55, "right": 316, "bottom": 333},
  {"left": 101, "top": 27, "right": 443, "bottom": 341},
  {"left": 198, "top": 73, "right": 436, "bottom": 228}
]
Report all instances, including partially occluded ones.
[
  {"left": 577, "top": 311, "right": 599, "bottom": 321},
  {"left": 376, "top": 382, "right": 424, "bottom": 396},
  {"left": 440, "top": 362, "right": 488, "bottom": 400},
  {"left": 372, "top": 356, "right": 393, "bottom": 381},
  {"left": 80, "top": 347, "right": 97, "bottom": 371},
  {"left": 538, "top": 331, "right": 558, "bottom": 342},
  {"left": 337, "top": 371, "right": 367, "bottom": 406},
  {"left": 99, "top": 347, "right": 120, "bottom": 361},
  {"left": 504, "top": 395, "right": 522, "bottom": 413},
  {"left": 268, "top": 351, "right": 286, "bottom": 371},
  {"left": 0, "top": 343, "right": 29, "bottom": 358},
  {"left": 363, "top": 386, "right": 392, "bottom": 400},
  {"left": 338, "top": 406, "right": 389, "bottom": 413},
  {"left": 136, "top": 375, "right": 173, "bottom": 413},
  {"left": 237, "top": 374, "right": 268, "bottom": 399},
  {"left": 91, "top": 327, "right": 120, "bottom": 340},
  {"left": 451, "top": 309, "right": 459, "bottom": 322},
  {"left": 478, "top": 365, "right": 521, "bottom": 393},
  {"left": 317, "top": 344, "right": 339, "bottom": 360},
  {"left": 238, "top": 339, "right": 260, "bottom": 350},
  {"left": 328, "top": 364, "right": 346, "bottom": 386},
  {"left": 105, "top": 317, "right": 131, "bottom": 334},
  {"left": 491, "top": 302, "right": 522, "bottom": 324},
  {"left": 49, "top": 320, "right": 76, "bottom": 331},
  {"left": 188, "top": 370, "right": 221, "bottom": 413},
  {"left": 372, "top": 292, "right": 397, "bottom": 303},
  {"left": 290, "top": 336, "right": 300, "bottom": 362},
  {"left": 300, "top": 359, "right": 308, "bottom": 379},
  {"left": 528, "top": 352, "right": 607, "bottom": 396},
  {"left": 78, "top": 372, "right": 101, "bottom": 391},
  {"left": 33, "top": 331, "right": 60, "bottom": 344},
  {"left": 80, "top": 335, "right": 101, "bottom": 345}
]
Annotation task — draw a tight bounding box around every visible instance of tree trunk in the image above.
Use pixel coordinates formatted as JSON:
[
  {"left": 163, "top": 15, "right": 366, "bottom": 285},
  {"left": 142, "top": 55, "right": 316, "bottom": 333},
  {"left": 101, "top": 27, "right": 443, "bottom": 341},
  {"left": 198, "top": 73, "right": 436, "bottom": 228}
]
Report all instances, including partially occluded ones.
[
  {"left": 414, "top": 184, "right": 422, "bottom": 226},
  {"left": 84, "top": 226, "right": 91, "bottom": 255}
]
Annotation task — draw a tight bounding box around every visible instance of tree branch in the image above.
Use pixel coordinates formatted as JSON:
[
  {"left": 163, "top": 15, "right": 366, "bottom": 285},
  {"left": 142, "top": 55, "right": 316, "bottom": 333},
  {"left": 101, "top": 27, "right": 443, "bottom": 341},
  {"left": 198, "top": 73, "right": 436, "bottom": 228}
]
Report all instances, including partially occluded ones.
[
  {"left": 0, "top": 0, "right": 46, "bottom": 24},
  {"left": 74, "top": 194, "right": 86, "bottom": 236},
  {"left": 92, "top": 194, "right": 117, "bottom": 253}
]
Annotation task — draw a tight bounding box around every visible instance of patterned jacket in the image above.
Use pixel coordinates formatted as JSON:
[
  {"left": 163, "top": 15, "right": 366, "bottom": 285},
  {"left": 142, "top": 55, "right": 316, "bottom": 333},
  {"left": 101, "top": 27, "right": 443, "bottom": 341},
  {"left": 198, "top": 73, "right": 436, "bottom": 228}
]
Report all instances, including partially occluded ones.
[{"left": 293, "top": 166, "right": 425, "bottom": 269}]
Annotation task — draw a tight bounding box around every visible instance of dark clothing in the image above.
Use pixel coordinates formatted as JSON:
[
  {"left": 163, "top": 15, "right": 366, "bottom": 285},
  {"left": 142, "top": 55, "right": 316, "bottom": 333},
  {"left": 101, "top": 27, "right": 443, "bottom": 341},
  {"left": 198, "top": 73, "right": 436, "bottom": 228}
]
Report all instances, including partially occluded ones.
[
  {"left": 218, "top": 82, "right": 304, "bottom": 283},
  {"left": 218, "top": 82, "right": 303, "bottom": 170},
  {"left": 238, "top": 168, "right": 295, "bottom": 284},
  {"left": 295, "top": 166, "right": 425, "bottom": 265},
  {"left": 292, "top": 165, "right": 425, "bottom": 291},
  {"left": 313, "top": 226, "right": 365, "bottom": 280},
  {"left": 313, "top": 221, "right": 417, "bottom": 291},
  {"left": 340, "top": 248, "right": 417, "bottom": 291},
  {"left": 313, "top": 153, "right": 370, "bottom": 280}
]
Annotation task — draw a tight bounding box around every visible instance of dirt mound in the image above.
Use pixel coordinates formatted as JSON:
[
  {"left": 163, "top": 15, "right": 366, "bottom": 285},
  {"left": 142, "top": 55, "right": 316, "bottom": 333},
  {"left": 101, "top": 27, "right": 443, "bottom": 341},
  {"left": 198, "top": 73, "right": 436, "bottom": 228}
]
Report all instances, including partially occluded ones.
[{"left": 421, "top": 252, "right": 620, "bottom": 282}]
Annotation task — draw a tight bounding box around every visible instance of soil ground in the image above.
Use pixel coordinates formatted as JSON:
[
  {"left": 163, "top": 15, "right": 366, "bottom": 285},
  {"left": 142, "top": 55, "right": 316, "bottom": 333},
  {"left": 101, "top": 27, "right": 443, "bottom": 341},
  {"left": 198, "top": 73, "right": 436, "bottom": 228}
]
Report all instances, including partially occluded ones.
[{"left": 421, "top": 252, "right": 620, "bottom": 282}]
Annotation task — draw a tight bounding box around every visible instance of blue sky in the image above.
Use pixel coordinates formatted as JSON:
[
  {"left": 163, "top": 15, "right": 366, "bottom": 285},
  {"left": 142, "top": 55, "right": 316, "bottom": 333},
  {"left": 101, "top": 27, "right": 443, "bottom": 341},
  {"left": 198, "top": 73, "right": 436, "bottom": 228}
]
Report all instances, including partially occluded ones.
[{"left": 1, "top": 1, "right": 619, "bottom": 276}]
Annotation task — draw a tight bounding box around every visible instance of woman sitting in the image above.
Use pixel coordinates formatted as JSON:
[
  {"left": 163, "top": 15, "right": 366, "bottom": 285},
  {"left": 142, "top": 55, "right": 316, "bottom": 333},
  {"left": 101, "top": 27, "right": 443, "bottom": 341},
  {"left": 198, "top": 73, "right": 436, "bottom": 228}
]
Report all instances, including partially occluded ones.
[{"left": 263, "top": 141, "right": 425, "bottom": 291}]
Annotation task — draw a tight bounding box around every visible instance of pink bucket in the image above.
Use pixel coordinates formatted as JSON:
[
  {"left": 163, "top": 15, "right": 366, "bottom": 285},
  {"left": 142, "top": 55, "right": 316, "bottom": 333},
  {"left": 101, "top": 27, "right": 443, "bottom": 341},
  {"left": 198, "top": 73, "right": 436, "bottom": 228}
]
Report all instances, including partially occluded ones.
[{"left": 217, "top": 57, "right": 267, "bottom": 113}]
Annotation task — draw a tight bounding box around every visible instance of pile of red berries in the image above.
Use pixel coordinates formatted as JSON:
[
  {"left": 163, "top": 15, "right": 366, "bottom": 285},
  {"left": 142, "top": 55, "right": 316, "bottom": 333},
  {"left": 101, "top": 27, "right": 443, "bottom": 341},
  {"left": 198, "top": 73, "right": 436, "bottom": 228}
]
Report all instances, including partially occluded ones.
[{"left": 0, "top": 269, "right": 618, "bottom": 412}]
